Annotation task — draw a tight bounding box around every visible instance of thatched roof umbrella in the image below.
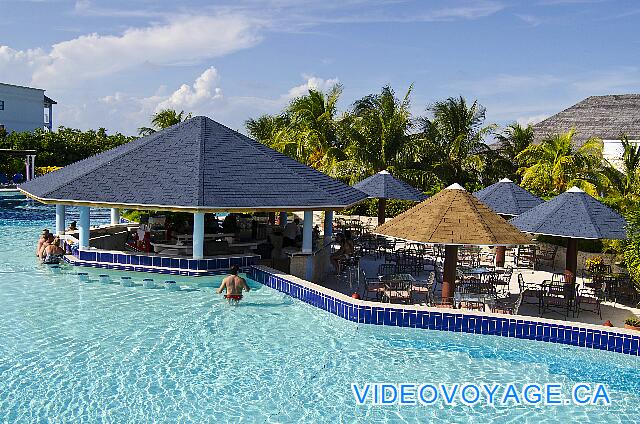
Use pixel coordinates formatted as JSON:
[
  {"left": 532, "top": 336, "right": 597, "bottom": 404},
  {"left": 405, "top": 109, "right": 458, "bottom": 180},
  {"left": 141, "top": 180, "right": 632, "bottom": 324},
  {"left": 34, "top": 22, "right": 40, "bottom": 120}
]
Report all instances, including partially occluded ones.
[
  {"left": 376, "top": 183, "right": 531, "bottom": 304},
  {"left": 510, "top": 187, "right": 627, "bottom": 283},
  {"left": 353, "top": 170, "right": 427, "bottom": 225},
  {"left": 474, "top": 178, "right": 543, "bottom": 266}
]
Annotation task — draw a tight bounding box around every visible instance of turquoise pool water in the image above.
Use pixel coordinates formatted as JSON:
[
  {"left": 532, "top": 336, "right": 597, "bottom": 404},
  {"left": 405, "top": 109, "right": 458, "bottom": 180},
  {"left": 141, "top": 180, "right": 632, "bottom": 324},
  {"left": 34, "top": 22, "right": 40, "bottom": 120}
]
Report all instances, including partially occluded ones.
[{"left": 1, "top": 192, "right": 639, "bottom": 423}]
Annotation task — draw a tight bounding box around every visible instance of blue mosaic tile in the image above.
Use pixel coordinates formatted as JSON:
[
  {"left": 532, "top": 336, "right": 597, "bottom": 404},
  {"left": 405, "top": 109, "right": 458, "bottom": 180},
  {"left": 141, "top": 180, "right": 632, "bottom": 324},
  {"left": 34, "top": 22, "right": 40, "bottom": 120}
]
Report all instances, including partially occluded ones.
[{"left": 429, "top": 312, "right": 442, "bottom": 330}]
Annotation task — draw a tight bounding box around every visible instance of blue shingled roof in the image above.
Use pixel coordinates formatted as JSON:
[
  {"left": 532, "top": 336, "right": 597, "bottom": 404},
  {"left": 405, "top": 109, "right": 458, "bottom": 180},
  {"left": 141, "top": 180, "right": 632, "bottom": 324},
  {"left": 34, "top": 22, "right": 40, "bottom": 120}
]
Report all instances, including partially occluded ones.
[
  {"left": 352, "top": 170, "right": 427, "bottom": 202},
  {"left": 509, "top": 187, "right": 627, "bottom": 239},
  {"left": 473, "top": 178, "right": 543, "bottom": 216},
  {"left": 19, "top": 116, "right": 368, "bottom": 211}
]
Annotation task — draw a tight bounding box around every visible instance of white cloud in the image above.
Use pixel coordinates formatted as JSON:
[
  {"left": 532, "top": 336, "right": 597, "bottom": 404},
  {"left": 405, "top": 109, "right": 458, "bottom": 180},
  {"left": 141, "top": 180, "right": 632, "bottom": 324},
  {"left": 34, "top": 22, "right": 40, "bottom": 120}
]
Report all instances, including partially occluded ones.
[
  {"left": 0, "top": 14, "right": 263, "bottom": 89},
  {"left": 285, "top": 74, "right": 340, "bottom": 98},
  {"left": 156, "top": 67, "right": 223, "bottom": 112},
  {"left": 88, "top": 71, "right": 341, "bottom": 134}
]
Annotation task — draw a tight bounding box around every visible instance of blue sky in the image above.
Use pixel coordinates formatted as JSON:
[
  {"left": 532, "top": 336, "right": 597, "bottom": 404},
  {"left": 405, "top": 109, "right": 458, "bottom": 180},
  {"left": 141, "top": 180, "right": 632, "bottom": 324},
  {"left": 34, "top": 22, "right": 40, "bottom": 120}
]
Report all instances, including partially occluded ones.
[{"left": 1, "top": 0, "right": 639, "bottom": 135}]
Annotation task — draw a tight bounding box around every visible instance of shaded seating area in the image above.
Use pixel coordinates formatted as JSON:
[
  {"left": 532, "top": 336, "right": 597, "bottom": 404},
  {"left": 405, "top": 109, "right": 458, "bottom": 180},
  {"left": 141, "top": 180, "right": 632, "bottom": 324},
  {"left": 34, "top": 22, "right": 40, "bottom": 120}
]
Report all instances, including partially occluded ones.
[{"left": 18, "top": 116, "right": 367, "bottom": 278}]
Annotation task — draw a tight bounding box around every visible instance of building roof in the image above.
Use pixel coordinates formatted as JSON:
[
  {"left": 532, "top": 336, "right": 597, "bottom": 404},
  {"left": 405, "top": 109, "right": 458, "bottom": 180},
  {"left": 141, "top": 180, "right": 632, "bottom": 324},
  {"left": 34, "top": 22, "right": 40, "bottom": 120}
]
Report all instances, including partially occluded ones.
[
  {"left": 19, "top": 116, "right": 368, "bottom": 212},
  {"left": 352, "top": 170, "right": 427, "bottom": 202},
  {"left": 509, "top": 187, "right": 627, "bottom": 240},
  {"left": 473, "top": 178, "right": 543, "bottom": 217},
  {"left": 375, "top": 183, "right": 531, "bottom": 246},
  {"left": 0, "top": 82, "right": 45, "bottom": 92},
  {"left": 44, "top": 95, "right": 57, "bottom": 105},
  {"left": 533, "top": 94, "right": 640, "bottom": 145}
]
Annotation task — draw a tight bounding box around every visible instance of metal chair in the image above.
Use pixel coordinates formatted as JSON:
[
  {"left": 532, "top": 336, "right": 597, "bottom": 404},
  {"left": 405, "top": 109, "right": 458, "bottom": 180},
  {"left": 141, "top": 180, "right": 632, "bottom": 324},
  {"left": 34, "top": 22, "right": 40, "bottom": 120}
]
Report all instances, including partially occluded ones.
[
  {"left": 574, "top": 286, "right": 603, "bottom": 319},
  {"left": 382, "top": 279, "right": 413, "bottom": 304}
]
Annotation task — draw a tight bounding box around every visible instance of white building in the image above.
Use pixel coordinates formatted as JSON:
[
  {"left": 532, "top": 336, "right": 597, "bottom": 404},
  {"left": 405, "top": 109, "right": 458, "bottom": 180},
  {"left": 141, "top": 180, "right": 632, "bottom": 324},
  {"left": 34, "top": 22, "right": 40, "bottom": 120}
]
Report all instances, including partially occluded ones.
[
  {"left": 533, "top": 94, "right": 640, "bottom": 167},
  {"left": 0, "top": 82, "right": 57, "bottom": 133}
]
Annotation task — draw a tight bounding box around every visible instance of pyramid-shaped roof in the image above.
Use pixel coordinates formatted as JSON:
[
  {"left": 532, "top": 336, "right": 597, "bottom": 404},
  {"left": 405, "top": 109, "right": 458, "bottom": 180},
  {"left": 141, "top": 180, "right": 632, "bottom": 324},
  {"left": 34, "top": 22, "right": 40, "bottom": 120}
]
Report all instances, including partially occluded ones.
[
  {"left": 473, "top": 178, "right": 543, "bottom": 216},
  {"left": 376, "top": 184, "right": 531, "bottom": 246},
  {"left": 353, "top": 170, "right": 427, "bottom": 202},
  {"left": 509, "top": 187, "right": 627, "bottom": 240},
  {"left": 19, "top": 116, "right": 367, "bottom": 212}
]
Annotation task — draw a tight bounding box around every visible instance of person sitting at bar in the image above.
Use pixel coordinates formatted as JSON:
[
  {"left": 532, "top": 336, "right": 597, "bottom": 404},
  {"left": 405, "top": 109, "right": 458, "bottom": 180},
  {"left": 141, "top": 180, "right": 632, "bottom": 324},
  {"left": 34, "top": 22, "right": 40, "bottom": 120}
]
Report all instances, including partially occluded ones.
[
  {"left": 223, "top": 214, "right": 238, "bottom": 234},
  {"left": 283, "top": 217, "right": 300, "bottom": 247},
  {"left": 67, "top": 221, "right": 77, "bottom": 232},
  {"left": 36, "top": 229, "right": 50, "bottom": 257},
  {"left": 216, "top": 265, "right": 250, "bottom": 304},
  {"left": 330, "top": 231, "right": 354, "bottom": 273},
  {"left": 41, "top": 238, "right": 65, "bottom": 263}
]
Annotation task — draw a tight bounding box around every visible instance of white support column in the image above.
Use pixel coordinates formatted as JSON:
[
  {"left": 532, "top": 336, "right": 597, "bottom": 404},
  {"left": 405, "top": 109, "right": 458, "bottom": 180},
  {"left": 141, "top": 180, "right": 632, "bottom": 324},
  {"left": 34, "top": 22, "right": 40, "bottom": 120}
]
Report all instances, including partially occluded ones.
[
  {"left": 323, "top": 211, "right": 333, "bottom": 242},
  {"left": 110, "top": 208, "right": 120, "bottom": 225},
  {"left": 55, "top": 204, "right": 66, "bottom": 235},
  {"left": 279, "top": 212, "right": 288, "bottom": 228},
  {"left": 302, "top": 210, "right": 313, "bottom": 254},
  {"left": 193, "top": 212, "right": 205, "bottom": 259},
  {"left": 31, "top": 155, "right": 35, "bottom": 180},
  {"left": 78, "top": 206, "right": 90, "bottom": 250},
  {"left": 25, "top": 156, "right": 30, "bottom": 182}
]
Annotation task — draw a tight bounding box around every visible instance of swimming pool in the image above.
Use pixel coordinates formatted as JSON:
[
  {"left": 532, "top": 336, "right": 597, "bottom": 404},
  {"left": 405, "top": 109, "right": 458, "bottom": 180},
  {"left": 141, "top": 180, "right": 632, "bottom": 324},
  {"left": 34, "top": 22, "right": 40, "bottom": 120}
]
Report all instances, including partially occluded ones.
[{"left": 1, "top": 193, "right": 639, "bottom": 422}]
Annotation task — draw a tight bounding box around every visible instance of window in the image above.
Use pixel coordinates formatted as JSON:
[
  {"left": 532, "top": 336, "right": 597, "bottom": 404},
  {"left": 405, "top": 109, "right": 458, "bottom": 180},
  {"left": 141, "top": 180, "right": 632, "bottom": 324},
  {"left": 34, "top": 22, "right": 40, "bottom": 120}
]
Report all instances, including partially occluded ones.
[{"left": 0, "top": 100, "right": 4, "bottom": 110}]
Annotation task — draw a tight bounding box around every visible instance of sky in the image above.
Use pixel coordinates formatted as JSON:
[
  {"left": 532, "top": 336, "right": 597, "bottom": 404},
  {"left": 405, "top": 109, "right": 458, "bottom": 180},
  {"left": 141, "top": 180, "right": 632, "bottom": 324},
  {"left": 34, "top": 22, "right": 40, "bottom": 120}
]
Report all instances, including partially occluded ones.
[{"left": 1, "top": 0, "right": 639, "bottom": 136}]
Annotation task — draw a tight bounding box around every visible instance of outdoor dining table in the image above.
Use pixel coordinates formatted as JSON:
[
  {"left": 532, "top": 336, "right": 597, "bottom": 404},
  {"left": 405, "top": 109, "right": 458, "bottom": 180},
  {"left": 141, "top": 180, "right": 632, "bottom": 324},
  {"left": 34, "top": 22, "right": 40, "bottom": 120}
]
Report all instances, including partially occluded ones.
[{"left": 454, "top": 292, "right": 496, "bottom": 311}]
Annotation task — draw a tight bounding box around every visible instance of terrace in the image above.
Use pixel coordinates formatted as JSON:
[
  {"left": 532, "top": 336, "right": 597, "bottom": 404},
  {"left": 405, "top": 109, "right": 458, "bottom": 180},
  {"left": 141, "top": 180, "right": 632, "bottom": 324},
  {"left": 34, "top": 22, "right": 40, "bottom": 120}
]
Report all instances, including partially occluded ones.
[{"left": 18, "top": 116, "right": 638, "bottom": 332}]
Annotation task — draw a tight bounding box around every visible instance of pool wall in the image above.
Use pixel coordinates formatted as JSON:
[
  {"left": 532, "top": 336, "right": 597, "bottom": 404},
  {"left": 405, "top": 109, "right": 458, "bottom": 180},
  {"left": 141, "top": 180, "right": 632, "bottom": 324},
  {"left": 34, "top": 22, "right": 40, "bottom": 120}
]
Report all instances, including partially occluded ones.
[
  {"left": 249, "top": 266, "right": 640, "bottom": 357},
  {"left": 64, "top": 250, "right": 260, "bottom": 277}
]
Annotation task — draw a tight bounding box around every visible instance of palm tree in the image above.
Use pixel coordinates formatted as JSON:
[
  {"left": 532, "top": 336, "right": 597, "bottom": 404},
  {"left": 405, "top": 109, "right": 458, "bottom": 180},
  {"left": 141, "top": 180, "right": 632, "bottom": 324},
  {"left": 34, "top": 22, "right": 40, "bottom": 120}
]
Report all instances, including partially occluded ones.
[
  {"left": 246, "top": 85, "right": 345, "bottom": 171},
  {"left": 417, "top": 96, "right": 496, "bottom": 187},
  {"left": 492, "top": 123, "right": 534, "bottom": 182},
  {"left": 279, "top": 84, "right": 345, "bottom": 170},
  {"left": 516, "top": 128, "right": 604, "bottom": 196},
  {"left": 602, "top": 134, "right": 640, "bottom": 197},
  {"left": 245, "top": 114, "right": 289, "bottom": 147},
  {"left": 333, "top": 85, "right": 415, "bottom": 183},
  {"left": 138, "top": 109, "right": 192, "bottom": 136}
]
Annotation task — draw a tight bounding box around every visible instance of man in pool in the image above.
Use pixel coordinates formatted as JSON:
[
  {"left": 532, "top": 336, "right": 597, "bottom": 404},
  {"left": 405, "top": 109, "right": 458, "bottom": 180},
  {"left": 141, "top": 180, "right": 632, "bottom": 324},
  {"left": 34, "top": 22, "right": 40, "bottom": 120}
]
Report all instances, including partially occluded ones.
[
  {"left": 36, "top": 229, "right": 50, "bottom": 257},
  {"left": 216, "top": 265, "right": 250, "bottom": 304}
]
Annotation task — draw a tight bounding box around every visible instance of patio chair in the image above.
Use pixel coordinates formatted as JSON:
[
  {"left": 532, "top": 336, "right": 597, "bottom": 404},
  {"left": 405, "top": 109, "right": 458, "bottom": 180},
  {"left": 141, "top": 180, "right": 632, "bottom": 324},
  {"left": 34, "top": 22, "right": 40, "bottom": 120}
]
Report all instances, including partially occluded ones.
[
  {"left": 376, "top": 238, "right": 396, "bottom": 259},
  {"left": 337, "top": 255, "right": 361, "bottom": 288},
  {"left": 412, "top": 271, "right": 435, "bottom": 305},
  {"left": 518, "top": 273, "right": 542, "bottom": 312},
  {"left": 362, "top": 270, "right": 385, "bottom": 301},
  {"left": 377, "top": 263, "right": 397, "bottom": 278},
  {"left": 541, "top": 281, "right": 578, "bottom": 318},
  {"left": 382, "top": 279, "right": 413, "bottom": 304},
  {"left": 535, "top": 245, "right": 558, "bottom": 270},
  {"left": 490, "top": 293, "right": 524, "bottom": 315},
  {"left": 574, "top": 286, "right": 603, "bottom": 319},
  {"left": 515, "top": 245, "right": 536, "bottom": 269}
]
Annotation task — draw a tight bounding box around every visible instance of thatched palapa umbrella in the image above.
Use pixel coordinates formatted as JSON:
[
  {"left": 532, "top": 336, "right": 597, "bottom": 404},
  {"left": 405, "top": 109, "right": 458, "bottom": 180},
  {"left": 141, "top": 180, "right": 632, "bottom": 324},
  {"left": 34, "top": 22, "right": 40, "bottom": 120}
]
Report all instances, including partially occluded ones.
[
  {"left": 473, "top": 178, "right": 543, "bottom": 266},
  {"left": 353, "top": 170, "right": 427, "bottom": 225},
  {"left": 376, "top": 183, "right": 531, "bottom": 304},
  {"left": 510, "top": 187, "right": 627, "bottom": 283}
]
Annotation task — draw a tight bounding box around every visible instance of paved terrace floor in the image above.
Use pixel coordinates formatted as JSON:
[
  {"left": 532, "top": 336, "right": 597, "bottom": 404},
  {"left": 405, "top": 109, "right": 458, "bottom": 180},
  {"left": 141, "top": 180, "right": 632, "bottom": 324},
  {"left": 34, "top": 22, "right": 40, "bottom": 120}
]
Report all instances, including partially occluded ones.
[{"left": 319, "top": 252, "right": 640, "bottom": 328}]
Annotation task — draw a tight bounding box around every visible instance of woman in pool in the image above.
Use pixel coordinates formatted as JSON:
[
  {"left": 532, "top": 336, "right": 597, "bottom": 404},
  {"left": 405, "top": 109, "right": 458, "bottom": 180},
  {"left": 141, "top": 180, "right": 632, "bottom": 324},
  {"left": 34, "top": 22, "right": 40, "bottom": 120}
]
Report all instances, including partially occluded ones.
[
  {"left": 41, "top": 238, "right": 65, "bottom": 264},
  {"left": 216, "top": 265, "right": 250, "bottom": 304}
]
